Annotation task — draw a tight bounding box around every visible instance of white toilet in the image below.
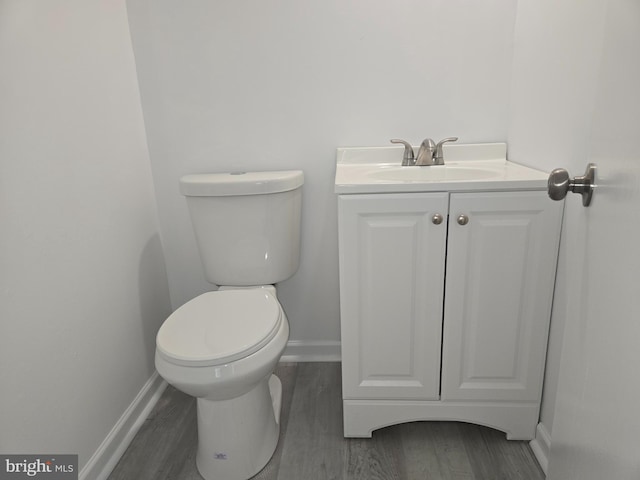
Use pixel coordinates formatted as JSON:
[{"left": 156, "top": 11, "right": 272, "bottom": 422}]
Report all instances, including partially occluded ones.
[{"left": 155, "top": 170, "right": 303, "bottom": 480}]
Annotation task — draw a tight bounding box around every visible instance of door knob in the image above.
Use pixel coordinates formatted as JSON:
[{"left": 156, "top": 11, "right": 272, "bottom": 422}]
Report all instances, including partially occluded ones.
[
  {"left": 432, "top": 214, "right": 444, "bottom": 225},
  {"left": 547, "top": 163, "right": 597, "bottom": 207}
]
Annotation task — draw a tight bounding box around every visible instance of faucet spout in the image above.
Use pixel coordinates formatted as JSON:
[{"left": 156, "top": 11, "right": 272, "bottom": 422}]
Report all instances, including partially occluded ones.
[{"left": 415, "top": 138, "right": 436, "bottom": 166}]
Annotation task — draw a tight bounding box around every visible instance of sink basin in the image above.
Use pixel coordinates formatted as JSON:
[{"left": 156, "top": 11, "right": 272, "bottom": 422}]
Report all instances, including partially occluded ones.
[{"left": 369, "top": 165, "right": 500, "bottom": 182}]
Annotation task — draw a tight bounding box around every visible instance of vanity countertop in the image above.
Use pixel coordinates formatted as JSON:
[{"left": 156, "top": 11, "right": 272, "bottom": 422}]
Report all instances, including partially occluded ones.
[{"left": 335, "top": 143, "right": 549, "bottom": 194}]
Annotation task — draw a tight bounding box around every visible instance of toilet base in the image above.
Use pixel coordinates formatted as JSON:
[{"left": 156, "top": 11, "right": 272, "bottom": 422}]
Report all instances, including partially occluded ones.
[{"left": 196, "top": 374, "right": 282, "bottom": 480}]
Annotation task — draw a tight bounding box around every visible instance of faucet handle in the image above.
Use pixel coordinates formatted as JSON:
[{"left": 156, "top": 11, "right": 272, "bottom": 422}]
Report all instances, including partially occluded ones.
[
  {"left": 390, "top": 139, "right": 415, "bottom": 166},
  {"left": 434, "top": 137, "right": 459, "bottom": 164}
]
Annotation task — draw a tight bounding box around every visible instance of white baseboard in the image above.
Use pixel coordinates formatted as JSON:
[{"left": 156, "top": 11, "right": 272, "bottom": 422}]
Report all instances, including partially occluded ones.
[
  {"left": 281, "top": 340, "right": 341, "bottom": 362},
  {"left": 529, "top": 421, "right": 551, "bottom": 475},
  {"left": 80, "top": 372, "right": 167, "bottom": 480}
]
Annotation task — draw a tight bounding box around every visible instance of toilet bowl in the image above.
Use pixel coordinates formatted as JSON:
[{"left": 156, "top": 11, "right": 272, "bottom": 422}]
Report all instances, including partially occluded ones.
[
  {"left": 155, "top": 286, "right": 289, "bottom": 480},
  {"left": 155, "top": 169, "right": 303, "bottom": 480}
]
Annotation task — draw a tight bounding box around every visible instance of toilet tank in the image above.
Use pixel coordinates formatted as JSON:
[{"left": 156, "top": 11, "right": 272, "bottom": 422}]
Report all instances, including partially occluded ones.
[{"left": 180, "top": 170, "right": 303, "bottom": 286}]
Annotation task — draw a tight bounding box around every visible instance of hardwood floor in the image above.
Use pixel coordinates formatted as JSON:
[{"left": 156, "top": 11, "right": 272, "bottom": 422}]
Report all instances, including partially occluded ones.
[{"left": 108, "top": 363, "right": 545, "bottom": 480}]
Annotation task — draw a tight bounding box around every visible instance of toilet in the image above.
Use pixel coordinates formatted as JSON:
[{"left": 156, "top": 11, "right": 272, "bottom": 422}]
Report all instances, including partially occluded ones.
[{"left": 155, "top": 170, "right": 304, "bottom": 480}]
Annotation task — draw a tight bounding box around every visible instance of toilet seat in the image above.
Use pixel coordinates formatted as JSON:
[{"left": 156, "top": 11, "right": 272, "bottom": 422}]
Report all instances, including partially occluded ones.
[{"left": 156, "top": 289, "right": 282, "bottom": 367}]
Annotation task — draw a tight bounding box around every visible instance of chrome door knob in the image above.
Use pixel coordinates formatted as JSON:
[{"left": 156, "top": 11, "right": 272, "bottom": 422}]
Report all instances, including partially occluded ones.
[
  {"left": 547, "top": 163, "right": 597, "bottom": 207},
  {"left": 457, "top": 214, "right": 469, "bottom": 226},
  {"left": 547, "top": 169, "right": 571, "bottom": 200},
  {"left": 432, "top": 214, "right": 444, "bottom": 225}
]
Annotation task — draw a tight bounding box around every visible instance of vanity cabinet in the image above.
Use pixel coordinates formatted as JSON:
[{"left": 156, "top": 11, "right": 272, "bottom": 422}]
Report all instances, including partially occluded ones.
[{"left": 338, "top": 189, "right": 563, "bottom": 440}]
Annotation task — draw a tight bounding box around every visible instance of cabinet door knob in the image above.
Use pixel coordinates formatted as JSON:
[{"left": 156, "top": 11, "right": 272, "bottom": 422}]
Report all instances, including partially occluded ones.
[
  {"left": 432, "top": 213, "right": 444, "bottom": 225},
  {"left": 457, "top": 214, "right": 469, "bottom": 226}
]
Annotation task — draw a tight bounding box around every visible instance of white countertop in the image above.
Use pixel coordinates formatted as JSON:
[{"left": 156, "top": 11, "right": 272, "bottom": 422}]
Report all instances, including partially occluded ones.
[{"left": 335, "top": 143, "right": 550, "bottom": 194}]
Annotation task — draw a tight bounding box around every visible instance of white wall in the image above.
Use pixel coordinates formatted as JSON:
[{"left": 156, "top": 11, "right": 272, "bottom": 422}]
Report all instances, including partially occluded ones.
[
  {"left": 126, "top": 0, "right": 519, "bottom": 351},
  {"left": 0, "top": 0, "right": 171, "bottom": 472},
  {"left": 508, "top": 0, "right": 607, "bottom": 468}
]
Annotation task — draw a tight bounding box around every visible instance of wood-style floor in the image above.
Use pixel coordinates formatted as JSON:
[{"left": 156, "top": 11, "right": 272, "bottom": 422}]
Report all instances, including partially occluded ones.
[{"left": 108, "top": 363, "right": 545, "bottom": 480}]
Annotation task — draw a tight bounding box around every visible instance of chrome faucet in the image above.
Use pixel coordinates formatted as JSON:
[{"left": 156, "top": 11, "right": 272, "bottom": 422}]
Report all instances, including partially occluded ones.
[
  {"left": 415, "top": 138, "right": 436, "bottom": 166},
  {"left": 434, "top": 137, "right": 458, "bottom": 165},
  {"left": 391, "top": 136, "right": 459, "bottom": 166}
]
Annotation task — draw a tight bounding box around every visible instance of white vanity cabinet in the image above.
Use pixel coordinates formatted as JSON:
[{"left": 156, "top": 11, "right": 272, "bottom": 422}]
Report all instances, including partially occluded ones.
[{"left": 338, "top": 189, "right": 563, "bottom": 440}]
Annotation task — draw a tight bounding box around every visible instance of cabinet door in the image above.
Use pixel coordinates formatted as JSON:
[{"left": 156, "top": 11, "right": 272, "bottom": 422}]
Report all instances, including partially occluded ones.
[
  {"left": 338, "top": 193, "right": 448, "bottom": 400},
  {"left": 442, "top": 191, "right": 563, "bottom": 402}
]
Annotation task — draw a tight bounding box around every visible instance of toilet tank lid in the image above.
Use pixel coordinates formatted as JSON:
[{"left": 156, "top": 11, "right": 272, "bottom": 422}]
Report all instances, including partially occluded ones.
[{"left": 180, "top": 170, "right": 304, "bottom": 197}]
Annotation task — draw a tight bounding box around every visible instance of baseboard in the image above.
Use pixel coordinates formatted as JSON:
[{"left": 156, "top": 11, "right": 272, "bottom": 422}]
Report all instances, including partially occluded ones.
[
  {"left": 529, "top": 421, "right": 551, "bottom": 475},
  {"left": 281, "top": 340, "right": 341, "bottom": 362},
  {"left": 80, "top": 372, "right": 167, "bottom": 480}
]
